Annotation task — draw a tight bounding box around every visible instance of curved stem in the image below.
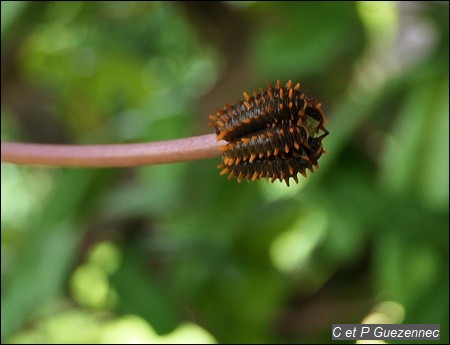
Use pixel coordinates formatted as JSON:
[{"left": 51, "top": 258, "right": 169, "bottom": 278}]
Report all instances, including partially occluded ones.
[{"left": 1, "top": 134, "right": 224, "bottom": 168}]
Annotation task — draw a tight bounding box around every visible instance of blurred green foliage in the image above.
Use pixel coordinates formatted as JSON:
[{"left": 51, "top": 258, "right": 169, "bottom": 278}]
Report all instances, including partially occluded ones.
[{"left": 1, "top": 1, "right": 448, "bottom": 344}]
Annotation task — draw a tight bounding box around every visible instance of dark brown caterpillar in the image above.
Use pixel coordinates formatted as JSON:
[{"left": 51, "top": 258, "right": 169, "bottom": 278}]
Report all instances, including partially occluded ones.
[
  {"left": 209, "top": 80, "right": 329, "bottom": 186},
  {"left": 219, "top": 154, "right": 311, "bottom": 186},
  {"left": 208, "top": 80, "right": 306, "bottom": 141},
  {"left": 221, "top": 122, "right": 310, "bottom": 164}
]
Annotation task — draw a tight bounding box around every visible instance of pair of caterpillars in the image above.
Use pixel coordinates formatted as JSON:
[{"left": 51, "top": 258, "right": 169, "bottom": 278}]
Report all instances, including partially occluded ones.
[{"left": 209, "top": 80, "right": 328, "bottom": 186}]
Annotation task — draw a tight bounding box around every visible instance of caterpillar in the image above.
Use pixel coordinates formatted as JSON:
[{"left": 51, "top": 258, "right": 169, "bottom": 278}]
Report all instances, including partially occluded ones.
[
  {"left": 221, "top": 122, "right": 310, "bottom": 164},
  {"left": 209, "top": 80, "right": 329, "bottom": 186},
  {"left": 209, "top": 80, "right": 307, "bottom": 141}
]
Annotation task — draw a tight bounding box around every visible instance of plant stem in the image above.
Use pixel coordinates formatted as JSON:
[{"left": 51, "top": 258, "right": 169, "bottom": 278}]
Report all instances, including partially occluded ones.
[{"left": 1, "top": 134, "right": 223, "bottom": 168}]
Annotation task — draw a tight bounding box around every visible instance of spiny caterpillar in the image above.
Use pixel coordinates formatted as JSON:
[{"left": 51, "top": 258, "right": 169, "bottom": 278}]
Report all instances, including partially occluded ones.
[{"left": 208, "top": 80, "right": 329, "bottom": 186}]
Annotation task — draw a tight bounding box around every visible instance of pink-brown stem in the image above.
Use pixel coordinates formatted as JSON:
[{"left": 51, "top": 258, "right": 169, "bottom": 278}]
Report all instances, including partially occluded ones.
[{"left": 1, "top": 134, "right": 224, "bottom": 168}]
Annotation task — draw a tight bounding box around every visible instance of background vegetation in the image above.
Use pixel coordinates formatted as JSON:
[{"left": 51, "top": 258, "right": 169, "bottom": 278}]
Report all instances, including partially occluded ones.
[{"left": 1, "top": 2, "right": 448, "bottom": 343}]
